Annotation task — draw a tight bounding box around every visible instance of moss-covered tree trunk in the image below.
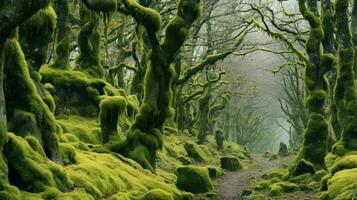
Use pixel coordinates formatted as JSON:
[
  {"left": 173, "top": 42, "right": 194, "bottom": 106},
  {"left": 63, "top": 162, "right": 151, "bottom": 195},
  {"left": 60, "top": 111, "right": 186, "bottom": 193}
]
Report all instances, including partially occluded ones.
[
  {"left": 289, "top": 0, "right": 335, "bottom": 176},
  {"left": 50, "top": 0, "right": 71, "bottom": 70},
  {"left": 110, "top": 0, "right": 201, "bottom": 170},
  {"left": 332, "top": 0, "right": 357, "bottom": 155},
  {"left": 76, "top": 4, "right": 103, "bottom": 78},
  {"left": 197, "top": 86, "right": 212, "bottom": 144},
  {"left": 0, "top": 0, "right": 53, "bottom": 181},
  {"left": 3, "top": 33, "right": 62, "bottom": 163},
  {"left": 353, "top": 0, "right": 357, "bottom": 76},
  {"left": 0, "top": 44, "right": 8, "bottom": 181}
]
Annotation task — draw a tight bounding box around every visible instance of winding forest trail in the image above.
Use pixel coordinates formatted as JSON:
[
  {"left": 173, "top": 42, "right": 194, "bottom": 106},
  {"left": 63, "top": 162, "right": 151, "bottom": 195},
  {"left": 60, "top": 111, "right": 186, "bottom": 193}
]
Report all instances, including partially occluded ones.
[{"left": 212, "top": 155, "right": 292, "bottom": 200}]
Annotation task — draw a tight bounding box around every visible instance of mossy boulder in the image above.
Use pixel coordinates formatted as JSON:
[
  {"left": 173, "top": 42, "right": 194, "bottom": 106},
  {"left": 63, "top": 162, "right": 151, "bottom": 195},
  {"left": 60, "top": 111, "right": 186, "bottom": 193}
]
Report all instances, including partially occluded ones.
[
  {"left": 176, "top": 166, "right": 213, "bottom": 194},
  {"left": 3, "top": 133, "right": 72, "bottom": 192},
  {"left": 278, "top": 142, "right": 289, "bottom": 156},
  {"left": 220, "top": 156, "right": 242, "bottom": 171},
  {"left": 269, "top": 182, "right": 298, "bottom": 196},
  {"left": 142, "top": 189, "right": 174, "bottom": 200},
  {"left": 330, "top": 155, "right": 357, "bottom": 175},
  {"left": 207, "top": 166, "right": 223, "bottom": 178},
  {"left": 319, "top": 168, "right": 357, "bottom": 200},
  {"left": 184, "top": 142, "right": 206, "bottom": 162}
]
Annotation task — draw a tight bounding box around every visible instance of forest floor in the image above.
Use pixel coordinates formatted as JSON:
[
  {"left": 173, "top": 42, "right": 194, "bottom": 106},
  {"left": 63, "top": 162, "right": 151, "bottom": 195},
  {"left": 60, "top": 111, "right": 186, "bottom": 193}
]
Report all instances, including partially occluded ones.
[{"left": 209, "top": 154, "right": 317, "bottom": 200}]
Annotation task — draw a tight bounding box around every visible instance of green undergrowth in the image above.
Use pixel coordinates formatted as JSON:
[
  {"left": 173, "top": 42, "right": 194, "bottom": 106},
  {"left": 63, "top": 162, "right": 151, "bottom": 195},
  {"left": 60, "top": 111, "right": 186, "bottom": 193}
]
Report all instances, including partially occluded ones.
[
  {"left": 3, "top": 115, "right": 249, "bottom": 199},
  {"left": 245, "top": 165, "right": 319, "bottom": 199}
]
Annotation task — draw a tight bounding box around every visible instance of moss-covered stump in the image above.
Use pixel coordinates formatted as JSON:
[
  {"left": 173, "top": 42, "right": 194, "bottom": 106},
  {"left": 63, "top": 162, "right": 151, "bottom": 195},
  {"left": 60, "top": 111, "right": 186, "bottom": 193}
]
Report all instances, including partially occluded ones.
[
  {"left": 40, "top": 65, "right": 121, "bottom": 117},
  {"left": 184, "top": 142, "right": 207, "bottom": 162},
  {"left": 99, "top": 96, "right": 127, "bottom": 144},
  {"left": 278, "top": 142, "right": 289, "bottom": 157},
  {"left": 220, "top": 156, "right": 242, "bottom": 171},
  {"left": 176, "top": 166, "right": 213, "bottom": 194},
  {"left": 142, "top": 189, "right": 174, "bottom": 200},
  {"left": 3, "top": 133, "right": 72, "bottom": 192}
]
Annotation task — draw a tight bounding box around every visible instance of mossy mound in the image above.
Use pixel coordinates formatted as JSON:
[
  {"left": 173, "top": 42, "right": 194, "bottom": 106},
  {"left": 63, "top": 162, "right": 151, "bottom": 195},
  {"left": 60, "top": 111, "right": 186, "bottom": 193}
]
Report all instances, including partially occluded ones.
[
  {"left": 220, "top": 156, "right": 242, "bottom": 171},
  {"left": 269, "top": 182, "right": 298, "bottom": 196},
  {"left": 330, "top": 155, "right": 357, "bottom": 175},
  {"left": 176, "top": 166, "right": 213, "bottom": 194},
  {"left": 0, "top": 182, "right": 21, "bottom": 200},
  {"left": 184, "top": 141, "right": 207, "bottom": 162},
  {"left": 3, "top": 133, "right": 72, "bottom": 193},
  {"left": 261, "top": 168, "right": 286, "bottom": 180},
  {"left": 142, "top": 189, "right": 174, "bottom": 200},
  {"left": 320, "top": 168, "right": 357, "bottom": 200},
  {"left": 58, "top": 116, "right": 101, "bottom": 145}
]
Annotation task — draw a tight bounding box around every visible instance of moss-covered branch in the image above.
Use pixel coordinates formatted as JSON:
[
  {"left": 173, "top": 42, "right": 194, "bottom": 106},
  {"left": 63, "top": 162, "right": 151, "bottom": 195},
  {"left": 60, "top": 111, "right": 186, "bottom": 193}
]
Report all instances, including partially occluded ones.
[{"left": 177, "top": 26, "right": 250, "bottom": 85}]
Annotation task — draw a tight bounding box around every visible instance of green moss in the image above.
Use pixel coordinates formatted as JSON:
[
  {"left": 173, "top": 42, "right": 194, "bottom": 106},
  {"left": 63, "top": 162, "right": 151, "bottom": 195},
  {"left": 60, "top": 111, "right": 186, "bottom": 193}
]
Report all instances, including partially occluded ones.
[
  {"left": 330, "top": 155, "right": 357, "bottom": 175},
  {"left": 254, "top": 180, "right": 270, "bottom": 191},
  {"left": 142, "top": 189, "right": 174, "bottom": 200},
  {"left": 220, "top": 156, "right": 242, "bottom": 171},
  {"left": 262, "top": 168, "right": 286, "bottom": 180},
  {"left": 184, "top": 141, "right": 207, "bottom": 162},
  {"left": 269, "top": 182, "right": 298, "bottom": 196},
  {"left": 3, "top": 133, "right": 72, "bottom": 192},
  {"left": 58, "top": 116, "right": 101, "bottom": 144},
  {"left": 99, "top": 96, "right": 127, "bottom": 144},
  {"left": 25, "top": 136, "right": 46, "bottom": 157},
  {"left": 0, "top": 182, "right": 21, "bottom": 200},
  {"left": 176, "top": 166, "right": 213, "bottom": 194},
  {"left": 3, "top": 37, "right": 61, "bottom": 162},
  {"left": 313, "top": 170, "right": 328, "bottom": 181},
  {"left": 321, "top": 168, "right": 357, "bottom": 200},
  {"left": 59, "top": 143, "right": 77, "bottom": 165}
]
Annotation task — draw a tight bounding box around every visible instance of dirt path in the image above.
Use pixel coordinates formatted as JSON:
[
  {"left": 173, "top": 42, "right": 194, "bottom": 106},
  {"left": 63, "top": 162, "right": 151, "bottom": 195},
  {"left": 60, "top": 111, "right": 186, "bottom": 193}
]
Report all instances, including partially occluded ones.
[{"left": 212, "top": 155, "right": 292, "bottom": 200}]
